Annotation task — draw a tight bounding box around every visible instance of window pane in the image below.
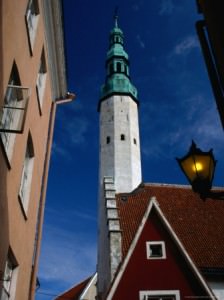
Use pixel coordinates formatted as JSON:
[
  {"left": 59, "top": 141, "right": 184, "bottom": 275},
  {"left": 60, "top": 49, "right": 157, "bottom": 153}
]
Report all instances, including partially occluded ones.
[
  {"left": 19, "top": 134, "right": 34, "bottom": 213},
  {"left": 0, "top": 63, "right": 24, "bottom": 160},
  {"left": 0, "top": 288, "right": 10, "bottom": 300},
  {"left": 1, "top": 254, "right": 16, "bottom": 300},
  {"left": 36, "top": 49, "right": 47, "bottom": 108},
  {"left": 26, "top": 0, "right": 39, "bottom": 51},
  {"left": 150, "top": 244, "right": 162, "bottom": 257}
]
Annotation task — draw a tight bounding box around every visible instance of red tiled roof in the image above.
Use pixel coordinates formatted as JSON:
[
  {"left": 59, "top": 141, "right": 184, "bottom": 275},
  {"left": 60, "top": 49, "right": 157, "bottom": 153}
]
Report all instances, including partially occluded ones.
[
  {"left": 55, "top": 276, "right": 92, "bottom": 300},
  {"left": 116, "top": 183, "right": 224, "bottom": 269}
]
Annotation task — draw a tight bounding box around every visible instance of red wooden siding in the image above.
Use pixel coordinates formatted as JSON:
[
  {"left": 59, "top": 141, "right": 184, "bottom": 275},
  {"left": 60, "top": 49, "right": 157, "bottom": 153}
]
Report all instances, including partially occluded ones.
[{"left": 111, "top": 207, "right": 211, "bottom": 300}]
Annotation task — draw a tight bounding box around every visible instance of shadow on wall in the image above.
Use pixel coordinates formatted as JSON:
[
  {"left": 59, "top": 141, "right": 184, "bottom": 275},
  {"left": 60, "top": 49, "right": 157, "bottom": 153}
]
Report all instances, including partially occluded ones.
[{"left": 0, "top": 0, "right": 10, "bottom": 287}]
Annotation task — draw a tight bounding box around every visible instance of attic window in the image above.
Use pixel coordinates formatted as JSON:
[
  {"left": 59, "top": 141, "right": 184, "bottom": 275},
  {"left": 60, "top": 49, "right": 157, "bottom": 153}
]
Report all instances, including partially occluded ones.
[{"left": 146, "top": 241, "right": 166, "bottom": 259}]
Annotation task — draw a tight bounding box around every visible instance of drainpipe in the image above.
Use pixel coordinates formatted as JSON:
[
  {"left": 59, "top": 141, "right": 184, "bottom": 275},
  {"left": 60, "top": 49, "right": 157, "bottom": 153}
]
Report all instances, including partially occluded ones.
[
  {"left": 196, "top": 20, "right": 224, "bottom": 129},
  {"left": 29, "top": 92, "right": 76, "bottom": 299}
]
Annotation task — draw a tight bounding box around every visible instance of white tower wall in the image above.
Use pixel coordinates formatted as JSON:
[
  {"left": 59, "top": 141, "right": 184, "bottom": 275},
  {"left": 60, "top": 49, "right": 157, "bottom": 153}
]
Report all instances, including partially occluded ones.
[
  {"left": 99, "top": 94, "right": 142, "bottom": 193},
  {"left": 97, "top": 16, "right": 142, "bottom": 298}
]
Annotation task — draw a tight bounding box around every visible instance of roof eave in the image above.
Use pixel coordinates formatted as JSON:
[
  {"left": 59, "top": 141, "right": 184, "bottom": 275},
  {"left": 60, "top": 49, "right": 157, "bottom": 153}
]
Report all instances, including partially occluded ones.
[{"left": 42, "top": 0, "right": 67, "bottom": 100}]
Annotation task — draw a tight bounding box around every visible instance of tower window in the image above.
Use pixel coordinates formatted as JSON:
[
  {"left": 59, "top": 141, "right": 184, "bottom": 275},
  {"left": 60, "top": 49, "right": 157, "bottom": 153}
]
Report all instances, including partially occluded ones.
[
  {"left": 106, "top": 136, "right": 110, "bottom": 144},
  {"left": 134, "top": 138, "right": 137, "bottom": 145},
  {"left": 121, "top": 134, "right": 125, "bottom": 141},
  {"left": 124, "top": 65, "right": 127, "bottom": 75},
  {"left": 117, "top": 62, "right": 121, "bottom": 72},
  {"left": 126, "top": 65, "right": 129, "bottom": 76}
]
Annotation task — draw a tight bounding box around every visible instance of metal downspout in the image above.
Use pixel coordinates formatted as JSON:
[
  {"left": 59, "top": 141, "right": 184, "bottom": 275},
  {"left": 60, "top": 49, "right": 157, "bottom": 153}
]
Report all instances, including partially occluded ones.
[
  {"left": 196, "top": 20, "right": 224, "bottom": 129},
  {"left": 29, "top": 93, "right": 75, "bottom": 299}
]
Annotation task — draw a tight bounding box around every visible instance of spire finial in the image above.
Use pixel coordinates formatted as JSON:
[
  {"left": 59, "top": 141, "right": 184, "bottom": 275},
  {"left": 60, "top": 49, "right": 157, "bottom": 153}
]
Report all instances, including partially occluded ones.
[{"left": 114, "top": 6, "right": 119, "bottom": 28}]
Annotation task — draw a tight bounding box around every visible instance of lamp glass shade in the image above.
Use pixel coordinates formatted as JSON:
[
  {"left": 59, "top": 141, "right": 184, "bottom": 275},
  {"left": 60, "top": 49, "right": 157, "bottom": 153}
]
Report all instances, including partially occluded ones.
[{"left": 177, "top": 141, "right": 216, "bottom": 195}]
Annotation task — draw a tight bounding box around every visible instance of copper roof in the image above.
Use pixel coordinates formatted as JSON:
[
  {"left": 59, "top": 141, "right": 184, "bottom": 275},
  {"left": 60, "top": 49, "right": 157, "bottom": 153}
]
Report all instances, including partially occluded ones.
[{"left": 116, "top": 183, "right": 224, "bottom": 269}]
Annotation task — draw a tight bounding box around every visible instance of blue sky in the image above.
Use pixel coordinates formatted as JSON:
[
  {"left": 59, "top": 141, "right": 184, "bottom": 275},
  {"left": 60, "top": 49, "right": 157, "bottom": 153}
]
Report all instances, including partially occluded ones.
[{"left": 36, "top": 0, "right": 224, "bottom": 299}]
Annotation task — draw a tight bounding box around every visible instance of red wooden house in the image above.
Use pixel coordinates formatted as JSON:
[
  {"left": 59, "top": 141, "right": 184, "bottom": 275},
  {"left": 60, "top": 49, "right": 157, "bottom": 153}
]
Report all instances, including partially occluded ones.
[
  {"left": 57, "top": 183, "right": 224, "bottom": 300},
  {"left": 107, "top": 183, "right": 222, "bottom": 300}
]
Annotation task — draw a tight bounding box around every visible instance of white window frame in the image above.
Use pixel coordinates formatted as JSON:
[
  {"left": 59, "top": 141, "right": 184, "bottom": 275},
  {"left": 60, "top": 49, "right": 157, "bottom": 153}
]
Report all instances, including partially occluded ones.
[
  {"left": 139, "top": 290, "right": 180, "bottom": 300},
  {"left": 0, "top": 62, "right": 29, "bottom": 164},
  {"left": 25, "top": 0, "right": 39, "bottom": 52},
  {"left": 36, "top": 49, "right": 47, "bottom": 110},
  {"left": 1, "top": 250, "right": 18, "bottom": 300},
  {"left": 0, "top": 86, "right": 18, "bottom": 160},
  {"left": 18, "top": 135, "right": 34, "bottom": 216},
  {"left": 146, "top": 241, "right": 166, "bottom": 259},
  {"left": 0, "top": 85, "right": 29, "bottom": 163}
]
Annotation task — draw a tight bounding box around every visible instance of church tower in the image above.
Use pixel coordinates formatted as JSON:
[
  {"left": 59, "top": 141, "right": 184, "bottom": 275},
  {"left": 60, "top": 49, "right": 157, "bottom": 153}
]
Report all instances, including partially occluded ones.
[
  {"left": 98, "top": 15, "right": 142, "bottom": 193},
  {"left": 97, "top": 15, "right": 142, "bottom": 299}
]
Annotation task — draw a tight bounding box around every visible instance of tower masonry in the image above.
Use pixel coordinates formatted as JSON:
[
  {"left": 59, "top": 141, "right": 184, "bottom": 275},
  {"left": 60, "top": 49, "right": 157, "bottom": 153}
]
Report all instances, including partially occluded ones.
[
  {"left": 98, "top": 16, "right": 142, "bottom": 193},
  {"left": 97, "top": 15, "right": 142, "bottom": 299}
]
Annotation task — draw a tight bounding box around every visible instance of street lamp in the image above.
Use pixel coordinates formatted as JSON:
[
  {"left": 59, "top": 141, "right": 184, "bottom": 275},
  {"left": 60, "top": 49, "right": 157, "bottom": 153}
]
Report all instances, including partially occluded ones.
[{"left": 176, "top": 141, "right": 217, "bottom": 199}]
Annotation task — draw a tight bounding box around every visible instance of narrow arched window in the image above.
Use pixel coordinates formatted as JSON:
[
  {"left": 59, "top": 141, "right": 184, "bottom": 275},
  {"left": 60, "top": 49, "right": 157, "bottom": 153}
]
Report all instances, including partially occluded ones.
[
  {"left": 124, "top": 65, "right": 127, "bottom": 75},
  {"left": 126, "top": 65, "right": 129, "bottom": 76},
  {"left": 134, "top": 138, "right": 137, "bottom": 145},
  {"left": 106, "top": 136, "right": 110, "bottom": 144},
  {"left": 121, "top": 134, "right": 125, "bottom": 141},
  {"left": 36, "top": 48, "right": 47, "bottom": 110},
  {"left": 26, "top": 0, "right": 40, "bottom": 53},
  {"left": 19, "top": 133, "right": 34, "bottom": 216},
  {"left": 117, "top": 62, "right": 121, "bottom": 73}
]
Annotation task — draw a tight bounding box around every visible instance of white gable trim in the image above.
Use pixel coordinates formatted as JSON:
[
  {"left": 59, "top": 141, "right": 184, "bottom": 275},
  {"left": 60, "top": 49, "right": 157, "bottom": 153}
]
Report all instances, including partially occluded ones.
[
  {"left": 107, "top": 197, "right": 156, "bottom": 300},
  {"left": 79, "top": 273, "right": 97, "bottom": 299},
  {"left": 154, "top": 201, "right": 215, "bottom": 298},
  {"left": 106, "top": 197, "right": 215, "bottom": 300}
]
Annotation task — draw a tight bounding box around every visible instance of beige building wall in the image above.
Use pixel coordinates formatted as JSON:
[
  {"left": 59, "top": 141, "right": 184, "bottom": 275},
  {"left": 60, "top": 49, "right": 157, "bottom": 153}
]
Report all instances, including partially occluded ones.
[{"left": 0, "top": 1, "right": 72, "bottom": 299}]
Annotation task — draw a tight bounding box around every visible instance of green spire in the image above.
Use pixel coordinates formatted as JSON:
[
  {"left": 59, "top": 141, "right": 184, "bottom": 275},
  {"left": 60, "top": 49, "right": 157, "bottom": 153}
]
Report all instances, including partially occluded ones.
[
  {"left": 114, "top": 8, "right": 118, "bottom": 28},
  {"left": 99, "top": 14, "right": 138, "bottom": 106}
]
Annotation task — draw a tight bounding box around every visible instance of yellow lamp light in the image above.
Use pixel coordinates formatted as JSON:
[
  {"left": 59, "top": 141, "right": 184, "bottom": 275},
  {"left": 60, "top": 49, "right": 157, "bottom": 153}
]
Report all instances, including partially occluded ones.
[
  {"left": 176, "top": 141, "right": 217, "bottom": 197},
  {"left": 194, "top": 162, "right": 203, "bottom": 172}
]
